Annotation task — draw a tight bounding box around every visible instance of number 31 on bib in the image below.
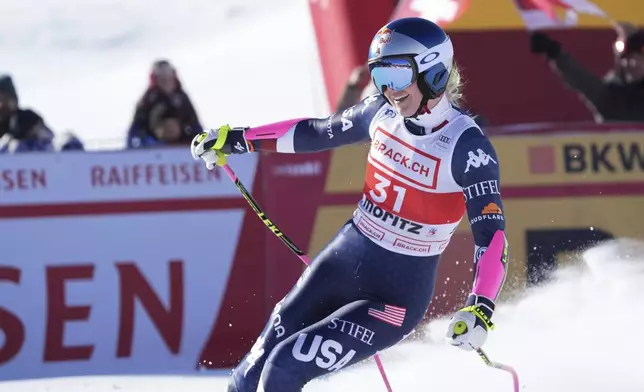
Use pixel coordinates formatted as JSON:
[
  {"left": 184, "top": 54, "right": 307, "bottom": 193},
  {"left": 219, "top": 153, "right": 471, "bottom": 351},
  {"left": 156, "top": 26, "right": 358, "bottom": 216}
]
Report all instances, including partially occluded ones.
[{"left": 369, "top": 172, "right": 407, "bottom": 213}]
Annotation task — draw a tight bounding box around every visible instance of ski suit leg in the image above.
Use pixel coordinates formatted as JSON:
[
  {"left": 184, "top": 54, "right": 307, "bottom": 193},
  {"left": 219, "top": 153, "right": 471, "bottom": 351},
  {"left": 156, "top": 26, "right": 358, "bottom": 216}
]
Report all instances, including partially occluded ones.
[
  {"left": 228, "top": 221, "right": 441, "bottom": 392},
  {"left": 228, "top": 223, "right": 366, "bottom": 392},
  {"left": 257, "top": 298, "right": 424, "bottom": 392}
]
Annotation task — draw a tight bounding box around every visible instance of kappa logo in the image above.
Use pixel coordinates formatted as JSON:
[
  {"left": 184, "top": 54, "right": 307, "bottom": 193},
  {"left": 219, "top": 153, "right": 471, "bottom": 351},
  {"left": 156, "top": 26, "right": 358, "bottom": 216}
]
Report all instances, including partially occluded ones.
[
  {"left": 235, "top": 141, "right": 245, "bottom": 152},
  {"left": 464, "top": 149, "right": 497, "bottom": 173}
]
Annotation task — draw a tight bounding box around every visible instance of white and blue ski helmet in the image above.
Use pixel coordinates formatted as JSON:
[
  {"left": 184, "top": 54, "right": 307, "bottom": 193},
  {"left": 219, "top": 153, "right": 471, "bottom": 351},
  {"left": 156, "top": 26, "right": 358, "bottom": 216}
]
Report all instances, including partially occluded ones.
[{"left": 368, "top": 17, "right": 454, "bottom": 107}]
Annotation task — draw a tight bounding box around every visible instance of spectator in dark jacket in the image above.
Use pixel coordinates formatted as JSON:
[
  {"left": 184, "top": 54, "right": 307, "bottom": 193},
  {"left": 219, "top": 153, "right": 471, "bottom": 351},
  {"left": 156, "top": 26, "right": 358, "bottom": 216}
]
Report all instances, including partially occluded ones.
[
  {"left": 530, "top": 23, "right": 644, "bottom": 123},
  {"left": 127, "top": 59, "right": 202, "bottom": 148},
  {"left": 57, "top": 131, "right": 85, "bottom": 151},
  {"left": 0, "top": 75, "right": 54, "bottom": 153}
]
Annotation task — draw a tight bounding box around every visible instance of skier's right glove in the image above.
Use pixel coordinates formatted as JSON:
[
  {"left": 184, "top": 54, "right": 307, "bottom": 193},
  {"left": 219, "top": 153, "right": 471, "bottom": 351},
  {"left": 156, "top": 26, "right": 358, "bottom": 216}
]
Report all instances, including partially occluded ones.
[
  {"left": 530, "top": 32, "right": 561, "bottom": 59},
  {"left": 191, "top": 125, "right": 253, "bottom": 169}
]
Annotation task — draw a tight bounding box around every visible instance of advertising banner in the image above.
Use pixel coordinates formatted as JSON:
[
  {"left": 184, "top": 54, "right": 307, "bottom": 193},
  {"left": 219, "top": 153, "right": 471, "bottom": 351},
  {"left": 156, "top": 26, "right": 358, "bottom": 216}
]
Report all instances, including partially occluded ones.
[
  {"left": 0, "top": 149, "right": 268, "bottom": 380},
  {"left": 0, "top": 211, "right": 240, "bottom": 379}
]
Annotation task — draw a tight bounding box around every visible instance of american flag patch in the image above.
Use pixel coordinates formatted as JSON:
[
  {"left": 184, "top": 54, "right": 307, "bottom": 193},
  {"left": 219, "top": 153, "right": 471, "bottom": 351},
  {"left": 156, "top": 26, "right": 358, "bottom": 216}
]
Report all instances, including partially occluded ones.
[{"left": 367, "top": 304, "right": 406, "bottom": 327}]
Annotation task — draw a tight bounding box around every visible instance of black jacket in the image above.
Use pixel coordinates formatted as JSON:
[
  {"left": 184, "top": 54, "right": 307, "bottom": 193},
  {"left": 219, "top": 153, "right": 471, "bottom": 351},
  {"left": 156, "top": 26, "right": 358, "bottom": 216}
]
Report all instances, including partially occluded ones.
[
  {"left": 127, "top": 86, "right": 202, "bottom": 148},
  {"left": 550, "top": 53, "right": 644, "bottom": 123}
]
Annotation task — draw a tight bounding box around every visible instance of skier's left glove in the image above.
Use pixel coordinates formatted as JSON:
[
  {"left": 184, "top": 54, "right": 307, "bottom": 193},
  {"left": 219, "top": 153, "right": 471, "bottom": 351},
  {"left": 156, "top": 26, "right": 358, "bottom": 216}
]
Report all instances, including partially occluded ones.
[
  {"left": 446, "top": 294, "right": 495, "bottom": 351},
  {"left": 191, "top": 125, "right": 253, "bottom": 169}
]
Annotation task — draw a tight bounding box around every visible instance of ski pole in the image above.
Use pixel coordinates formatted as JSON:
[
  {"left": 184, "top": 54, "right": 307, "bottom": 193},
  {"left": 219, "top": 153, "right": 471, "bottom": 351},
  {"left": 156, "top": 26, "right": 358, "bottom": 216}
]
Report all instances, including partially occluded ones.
[
  {"left": 472, "top": 345, "right": 520, "bottom": 392},
  {"left": 220, "top": 162, "right": 395, "bottom": 392}
]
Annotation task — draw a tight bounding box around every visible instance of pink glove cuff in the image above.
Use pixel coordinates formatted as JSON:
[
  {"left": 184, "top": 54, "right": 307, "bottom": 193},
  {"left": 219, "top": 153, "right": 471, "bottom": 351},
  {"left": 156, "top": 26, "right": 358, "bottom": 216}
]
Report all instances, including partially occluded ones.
[{"left": 471, "top": 230, "right": 508, "bottom": 301}]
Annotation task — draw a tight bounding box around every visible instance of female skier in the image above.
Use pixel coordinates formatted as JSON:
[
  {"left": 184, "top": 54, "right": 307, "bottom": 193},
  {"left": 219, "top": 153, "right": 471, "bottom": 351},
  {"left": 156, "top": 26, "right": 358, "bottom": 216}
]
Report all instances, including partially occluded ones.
[{"left": 191, "top": 17, "right": 509, "bottom": 392}]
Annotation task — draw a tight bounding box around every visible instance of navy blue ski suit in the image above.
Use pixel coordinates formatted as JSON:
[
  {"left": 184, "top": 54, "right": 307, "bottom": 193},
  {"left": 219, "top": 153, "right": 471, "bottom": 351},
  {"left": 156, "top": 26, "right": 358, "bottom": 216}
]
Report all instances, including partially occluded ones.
[{"left": 226, "top": 94, "right": 508, "bottom": 392}]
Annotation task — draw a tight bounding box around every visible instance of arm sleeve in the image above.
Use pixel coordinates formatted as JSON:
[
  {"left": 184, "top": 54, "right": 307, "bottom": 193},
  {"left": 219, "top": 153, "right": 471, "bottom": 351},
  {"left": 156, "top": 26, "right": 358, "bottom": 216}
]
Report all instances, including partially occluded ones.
[
  {"left": 451, "top": 127, "right": 508, "bottom": 302},
  {"left": 246, "top": 94, "right": 387, "bottom": 153}
]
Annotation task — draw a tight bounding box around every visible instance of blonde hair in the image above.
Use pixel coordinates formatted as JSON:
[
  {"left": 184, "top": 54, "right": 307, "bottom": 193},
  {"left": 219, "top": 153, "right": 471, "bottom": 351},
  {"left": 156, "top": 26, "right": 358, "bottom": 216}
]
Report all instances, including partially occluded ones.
[{"left": 445, "top": 61, "right": 464, "bottom": 107}]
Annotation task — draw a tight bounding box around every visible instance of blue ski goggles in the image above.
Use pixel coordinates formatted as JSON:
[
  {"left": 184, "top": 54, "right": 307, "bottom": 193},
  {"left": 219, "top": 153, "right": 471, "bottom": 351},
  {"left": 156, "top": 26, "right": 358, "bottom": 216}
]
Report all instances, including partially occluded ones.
[{"left": 368, "top": 56, "right": 418, "bottom": 94}]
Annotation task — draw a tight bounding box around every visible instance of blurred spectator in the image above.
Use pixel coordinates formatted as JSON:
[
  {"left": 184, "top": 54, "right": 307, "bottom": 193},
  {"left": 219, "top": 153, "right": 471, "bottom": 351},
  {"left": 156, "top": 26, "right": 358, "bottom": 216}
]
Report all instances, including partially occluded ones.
[
  {"left": 127, "top": 59, "right": 202, "bottom": 149},
  {"left": 530, "top": 23, "right": 644, "bottom": 123},
  {"left": 56, "top": 131, "right": 85, "bottom": 151},
  {"left": 0, "top": 75, "right": 54, "bottom": 153}
]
